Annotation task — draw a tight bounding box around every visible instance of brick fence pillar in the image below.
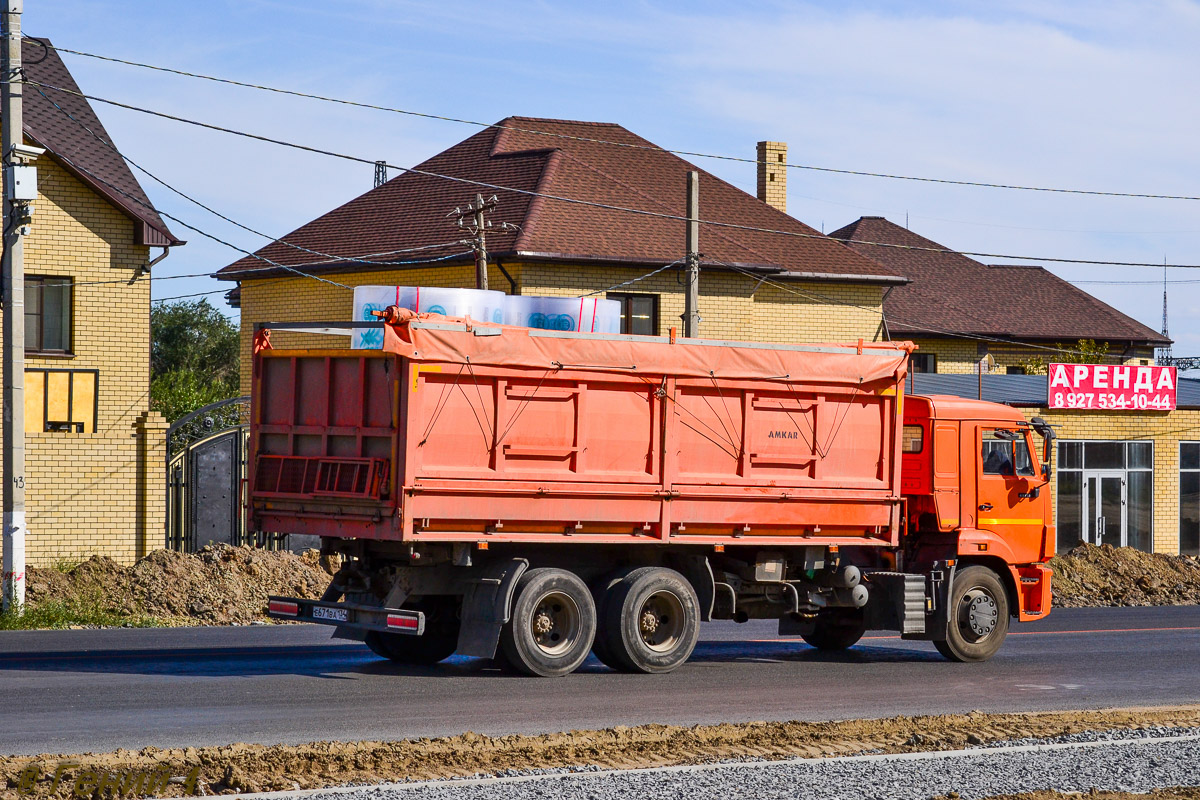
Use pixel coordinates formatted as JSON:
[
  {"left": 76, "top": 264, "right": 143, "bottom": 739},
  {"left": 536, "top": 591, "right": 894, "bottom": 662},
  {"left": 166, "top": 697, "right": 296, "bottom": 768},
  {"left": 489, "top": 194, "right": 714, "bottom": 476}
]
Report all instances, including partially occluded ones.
[{"left": 135, "top": 410, "right": 169, "bottom": 559}]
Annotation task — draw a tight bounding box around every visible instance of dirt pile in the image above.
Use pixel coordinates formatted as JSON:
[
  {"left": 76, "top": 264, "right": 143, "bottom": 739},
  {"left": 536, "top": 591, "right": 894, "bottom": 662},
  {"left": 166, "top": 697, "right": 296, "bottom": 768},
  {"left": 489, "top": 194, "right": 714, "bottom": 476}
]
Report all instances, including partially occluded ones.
[
  {"left": 2, "top": 707, "right": 1200, "bottom": 798},
  {"left": 1049, "top": 543, "right": 1200, "bottom": 607},
  {"left": 24, "top": 545, "right": 334, "bottom": 625}
]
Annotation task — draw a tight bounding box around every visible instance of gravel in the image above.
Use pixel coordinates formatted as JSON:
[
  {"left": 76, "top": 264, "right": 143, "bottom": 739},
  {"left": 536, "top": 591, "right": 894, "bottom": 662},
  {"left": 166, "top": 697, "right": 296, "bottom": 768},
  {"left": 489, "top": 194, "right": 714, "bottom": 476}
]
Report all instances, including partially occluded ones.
[{"left": 268, "top": 727, "right": 1200, "bottom": 800}]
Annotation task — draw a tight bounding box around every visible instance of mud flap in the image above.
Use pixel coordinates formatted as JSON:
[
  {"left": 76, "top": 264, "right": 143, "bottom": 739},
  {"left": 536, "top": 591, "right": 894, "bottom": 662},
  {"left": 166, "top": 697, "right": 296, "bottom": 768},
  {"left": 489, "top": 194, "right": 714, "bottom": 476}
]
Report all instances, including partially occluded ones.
[
  {"left": 456, "top": 557, "right": 529, "bottom": 659},
  {"left": 678, "top": 555, "right": 715, "bottom": 622},
  {"left": 863, "top": 572, "right": 927, "bottom": 635},
  {"left": 902, "top": 564, "right": 955, "bottom": 641}
]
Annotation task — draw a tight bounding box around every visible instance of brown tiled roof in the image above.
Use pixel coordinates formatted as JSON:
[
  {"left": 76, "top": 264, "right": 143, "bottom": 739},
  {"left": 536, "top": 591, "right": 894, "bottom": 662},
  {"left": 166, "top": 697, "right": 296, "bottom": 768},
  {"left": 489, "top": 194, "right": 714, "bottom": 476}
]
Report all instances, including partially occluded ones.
[
  {"left": 21, "top": 37, "right": 180, "bottom": 246},
  {"left": 829, "top": 216, "right": 1169, "bottom": 347},
  {"left": 216, "top": 117, "right": 900, "bottom": 283}
]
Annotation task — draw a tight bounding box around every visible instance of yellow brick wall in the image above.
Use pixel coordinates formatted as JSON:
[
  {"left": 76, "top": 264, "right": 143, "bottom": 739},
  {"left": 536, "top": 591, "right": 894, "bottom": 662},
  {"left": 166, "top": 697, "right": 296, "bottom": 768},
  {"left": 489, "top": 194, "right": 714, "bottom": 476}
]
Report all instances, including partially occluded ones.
[
  {"left": 1016, "top": 407, "right": 1200, "bottom": 556},
  {"left": 236, "top": 261, "right": 886, "bottom": 393},
  {"left": 0, "top": 154, "right": 165, "bottom": 566},
  {"left": 914, "top": 337, "right": 1157, "bottom": 374}
]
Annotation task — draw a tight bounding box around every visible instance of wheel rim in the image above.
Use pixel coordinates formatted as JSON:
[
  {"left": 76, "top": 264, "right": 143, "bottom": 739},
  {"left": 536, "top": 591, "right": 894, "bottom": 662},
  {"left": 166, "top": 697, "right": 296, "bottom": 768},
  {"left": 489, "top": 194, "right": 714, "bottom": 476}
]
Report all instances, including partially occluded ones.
[
  {"left": 529, "top": 591, "right": 581, "bottom": 656},
  {"left": 638, "top": 590, "right": 685, "bottom": 652},
  {"left": 958, "top": 587, "right": 999, "bottom": 643}
]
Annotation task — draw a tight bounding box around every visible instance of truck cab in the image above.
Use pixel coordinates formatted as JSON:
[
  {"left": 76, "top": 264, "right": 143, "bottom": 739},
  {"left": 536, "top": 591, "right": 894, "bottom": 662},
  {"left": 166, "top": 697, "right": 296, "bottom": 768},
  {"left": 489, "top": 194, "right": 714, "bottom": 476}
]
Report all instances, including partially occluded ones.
[{"left": 901, "top": 395, "right": 1055, "bottom": 641}]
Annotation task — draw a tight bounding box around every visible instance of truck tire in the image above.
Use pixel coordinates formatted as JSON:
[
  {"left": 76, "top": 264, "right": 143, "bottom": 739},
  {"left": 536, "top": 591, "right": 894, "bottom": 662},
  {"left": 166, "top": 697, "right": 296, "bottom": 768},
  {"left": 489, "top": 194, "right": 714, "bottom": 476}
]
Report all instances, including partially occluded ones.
[
  {"left": 589, "top": 571, "right": 627, "bottom": 670},
  {"left": 597, "top": 566, "right": 700, "bottom": 674},
  {"left": 363, "top": 597, "right": 460, "bottom": 665},
  {"left": 800, "top": 607, "right": 867, "bottom": 651},
  {"left": 933, "top": 565, "right": 1009, "bottom": 662},
  {"left": 500, "top": 568, "right": 596, "bottom": 677}
]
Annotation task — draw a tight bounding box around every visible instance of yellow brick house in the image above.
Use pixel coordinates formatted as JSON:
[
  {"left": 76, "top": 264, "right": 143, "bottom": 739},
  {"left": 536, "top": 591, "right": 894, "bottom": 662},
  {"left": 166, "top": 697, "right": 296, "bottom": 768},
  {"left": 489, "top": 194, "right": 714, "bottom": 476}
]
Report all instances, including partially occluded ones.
[
  {"left": 0, "top": 38, "right": 183, "bottom": 565},
  {"left": 217, "top": 120, "right": 905, "bottom": 392}
]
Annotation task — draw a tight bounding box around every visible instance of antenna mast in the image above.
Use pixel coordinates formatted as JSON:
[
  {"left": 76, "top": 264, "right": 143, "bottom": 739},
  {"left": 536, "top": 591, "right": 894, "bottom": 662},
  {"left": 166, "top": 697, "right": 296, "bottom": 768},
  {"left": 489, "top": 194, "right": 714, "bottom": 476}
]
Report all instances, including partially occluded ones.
[{"left": 1161, "top": 259, "right": 1172, "bottom": 362}]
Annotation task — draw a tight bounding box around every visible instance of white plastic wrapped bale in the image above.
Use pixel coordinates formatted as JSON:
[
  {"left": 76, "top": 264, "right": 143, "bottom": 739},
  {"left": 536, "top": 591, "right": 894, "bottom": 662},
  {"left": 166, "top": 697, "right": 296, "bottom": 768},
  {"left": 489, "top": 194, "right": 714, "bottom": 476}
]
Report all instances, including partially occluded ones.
[
  {"left": 504, "top": 295, "right": 622, "bottom": 333},
  {"left": 351, "top": 286, "right": 505, "bottom": 348},
  {"left": 592, "top": 297, "right": 622, "bottom": 334}
]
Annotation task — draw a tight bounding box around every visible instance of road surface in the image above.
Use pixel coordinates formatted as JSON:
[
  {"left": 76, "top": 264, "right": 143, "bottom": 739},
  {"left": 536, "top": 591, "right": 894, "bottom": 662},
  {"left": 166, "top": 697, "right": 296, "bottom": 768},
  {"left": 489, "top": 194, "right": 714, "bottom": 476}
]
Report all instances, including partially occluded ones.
[{"left": 1, "top": 605, "right": 1197, "bottom": 755}]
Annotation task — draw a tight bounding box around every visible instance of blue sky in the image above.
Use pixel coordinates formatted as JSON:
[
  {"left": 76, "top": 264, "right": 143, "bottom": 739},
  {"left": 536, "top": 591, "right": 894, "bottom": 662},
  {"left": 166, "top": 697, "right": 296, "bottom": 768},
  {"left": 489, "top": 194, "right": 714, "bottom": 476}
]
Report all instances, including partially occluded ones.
[{"left": 28, "top": 1, "right": 1200, "bottom": 354}]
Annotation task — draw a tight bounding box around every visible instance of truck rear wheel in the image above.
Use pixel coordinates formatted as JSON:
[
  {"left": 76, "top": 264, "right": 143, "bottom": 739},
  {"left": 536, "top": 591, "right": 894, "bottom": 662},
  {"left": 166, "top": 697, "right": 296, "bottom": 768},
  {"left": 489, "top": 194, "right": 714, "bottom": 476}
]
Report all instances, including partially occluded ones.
[
  {"left": 800, "top": 607, "right": 867, "bottom": 651},
  {"left": 363, "top": 597, "right": 460, "bottom": 665},
  {"left": 934, "top": 565, "right": 1009, "bottom": 662},
  {"left": 597, "top": 566, "right": 700, "bottom": 674},
  {"left": 500, "top": 568, "right": 596, "bottom": 677}
]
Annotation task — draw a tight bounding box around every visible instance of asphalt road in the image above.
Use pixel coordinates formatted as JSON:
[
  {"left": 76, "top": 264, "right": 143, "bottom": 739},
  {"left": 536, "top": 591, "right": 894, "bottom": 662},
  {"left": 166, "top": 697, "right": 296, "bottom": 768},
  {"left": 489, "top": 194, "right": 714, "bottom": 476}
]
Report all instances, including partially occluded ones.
[{"left": 1, "top": 606, "right": 1197, "bottom": 756}]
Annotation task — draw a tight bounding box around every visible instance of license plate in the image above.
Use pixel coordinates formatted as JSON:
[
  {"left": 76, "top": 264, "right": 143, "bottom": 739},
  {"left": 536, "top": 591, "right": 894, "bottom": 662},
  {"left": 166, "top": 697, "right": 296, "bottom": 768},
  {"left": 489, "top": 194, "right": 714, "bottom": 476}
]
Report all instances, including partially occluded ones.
[{"left": 312, "top": 606, "right": 348, "bottom": 622}]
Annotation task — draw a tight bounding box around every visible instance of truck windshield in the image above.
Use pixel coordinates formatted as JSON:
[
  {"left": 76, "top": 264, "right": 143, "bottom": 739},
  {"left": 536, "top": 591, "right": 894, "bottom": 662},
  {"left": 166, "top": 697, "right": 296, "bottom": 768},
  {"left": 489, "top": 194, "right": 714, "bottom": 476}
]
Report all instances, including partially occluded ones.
[{"left": 982, "top": 429, "right": 1035, "bottom": 477}]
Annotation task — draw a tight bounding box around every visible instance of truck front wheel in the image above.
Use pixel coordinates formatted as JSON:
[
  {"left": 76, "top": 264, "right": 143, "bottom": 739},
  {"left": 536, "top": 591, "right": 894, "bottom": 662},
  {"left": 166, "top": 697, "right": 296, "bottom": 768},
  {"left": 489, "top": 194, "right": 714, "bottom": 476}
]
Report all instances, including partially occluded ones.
[
  {"left": 500, "top": 568, "right": 596, "bottom": 677},
  {"left": 934, "top": 565, "right": 1009, "bottom": 662},
  {"left": 597, "top": 566, "right": 700, "bottom": 674}
]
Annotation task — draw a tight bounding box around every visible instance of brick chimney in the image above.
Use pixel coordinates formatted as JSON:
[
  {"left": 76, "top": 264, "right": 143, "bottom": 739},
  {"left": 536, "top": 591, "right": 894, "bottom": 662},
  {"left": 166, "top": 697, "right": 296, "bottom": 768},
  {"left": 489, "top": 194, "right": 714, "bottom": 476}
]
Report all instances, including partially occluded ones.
[{"left": 756, "top": 141, "right": 787, "bottom": 213}]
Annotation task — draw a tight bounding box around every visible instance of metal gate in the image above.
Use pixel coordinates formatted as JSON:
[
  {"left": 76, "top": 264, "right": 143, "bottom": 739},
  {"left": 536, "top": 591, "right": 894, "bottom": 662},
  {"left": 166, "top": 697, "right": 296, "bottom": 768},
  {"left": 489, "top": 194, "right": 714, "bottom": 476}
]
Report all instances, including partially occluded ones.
[
  {"left": 165, "top": 396, "right": 321, "bottom": 553},
  {"left": 165, "top": 396, "right": 258, "bottom": 551}
]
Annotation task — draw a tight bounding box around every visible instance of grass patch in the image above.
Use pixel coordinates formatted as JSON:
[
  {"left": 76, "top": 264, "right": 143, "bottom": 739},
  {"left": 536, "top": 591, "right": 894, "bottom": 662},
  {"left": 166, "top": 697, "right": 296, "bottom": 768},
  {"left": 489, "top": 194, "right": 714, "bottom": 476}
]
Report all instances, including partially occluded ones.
[
  {"left": 0, "top": 590, "right": 164, "bottom": 630},
  {"left": 49, "top": 554, "right": 88, "bottom": 574}
]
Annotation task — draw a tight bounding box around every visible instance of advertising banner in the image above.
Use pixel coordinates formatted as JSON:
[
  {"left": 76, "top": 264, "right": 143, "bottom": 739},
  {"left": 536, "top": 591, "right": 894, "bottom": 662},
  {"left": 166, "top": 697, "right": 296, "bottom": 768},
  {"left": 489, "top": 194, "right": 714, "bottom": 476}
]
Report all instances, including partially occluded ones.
[{"left": 1048, "top": 363, "right": 1176, "bottom": 411}]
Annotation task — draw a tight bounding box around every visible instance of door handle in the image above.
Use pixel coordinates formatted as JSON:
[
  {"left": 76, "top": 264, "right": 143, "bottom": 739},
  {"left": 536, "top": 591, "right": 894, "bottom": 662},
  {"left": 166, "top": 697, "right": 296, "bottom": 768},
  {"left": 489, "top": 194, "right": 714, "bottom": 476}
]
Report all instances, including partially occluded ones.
[{"left": 979, "top": 503, "right": 993, "bottom": 511}]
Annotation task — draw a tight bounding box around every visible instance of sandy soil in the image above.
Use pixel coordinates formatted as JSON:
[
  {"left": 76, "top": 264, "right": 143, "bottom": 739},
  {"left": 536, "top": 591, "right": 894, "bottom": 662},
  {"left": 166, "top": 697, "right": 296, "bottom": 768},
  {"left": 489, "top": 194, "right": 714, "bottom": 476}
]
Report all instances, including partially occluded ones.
[{"left": 3, "top": 707, "right": 1200, "bottom": 798}]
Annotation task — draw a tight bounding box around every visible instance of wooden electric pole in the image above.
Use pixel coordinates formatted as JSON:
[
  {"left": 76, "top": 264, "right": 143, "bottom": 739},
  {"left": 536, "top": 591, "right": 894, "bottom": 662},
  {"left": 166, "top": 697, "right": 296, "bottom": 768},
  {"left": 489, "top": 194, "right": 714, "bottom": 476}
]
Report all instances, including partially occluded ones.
[
  {"left": 683, "top": 171, "right": 700, "bottom": 338},
  {"left": 450, "top": 194, "right": 498, "bottom": 290}
]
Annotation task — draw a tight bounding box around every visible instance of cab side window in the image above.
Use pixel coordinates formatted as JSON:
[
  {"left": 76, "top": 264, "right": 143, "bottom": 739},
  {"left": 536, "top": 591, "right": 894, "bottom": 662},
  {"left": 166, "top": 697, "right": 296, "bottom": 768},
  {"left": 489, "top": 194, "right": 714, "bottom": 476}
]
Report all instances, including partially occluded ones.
[{"left": 981, "top": 429, "right": 1036, "bottom": 477}]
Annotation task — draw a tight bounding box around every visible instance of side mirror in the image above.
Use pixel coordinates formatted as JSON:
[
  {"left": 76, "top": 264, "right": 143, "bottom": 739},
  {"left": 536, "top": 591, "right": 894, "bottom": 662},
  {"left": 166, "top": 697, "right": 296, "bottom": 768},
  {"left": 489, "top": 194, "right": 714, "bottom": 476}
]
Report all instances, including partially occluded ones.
[{"left": 1042, "top": 461, "right": 1052, "bottom": 482}]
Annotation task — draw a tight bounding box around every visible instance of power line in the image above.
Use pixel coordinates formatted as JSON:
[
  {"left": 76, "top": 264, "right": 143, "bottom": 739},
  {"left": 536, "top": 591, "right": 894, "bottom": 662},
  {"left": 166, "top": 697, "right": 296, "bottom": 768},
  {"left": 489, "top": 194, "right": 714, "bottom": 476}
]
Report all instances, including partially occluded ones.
[
  {"left": 1071, "top": 278, "right": 1200, "bottom": 286},
  {"left": 28, "top": 93, "right": 482, "bottom": 292},
  {"left": 24, "top": 78, "right": 1200, "bottom": 272},
  {"left": 38, "top": 143, "right": 350, "bottom": 290},
  {"left": 152, "top": 287, "right": 239, "bottom": 302},
  {"left": 30, "top": 81, "right": 466, "bottom": 271},
  {"left": 38, "top": 40, "right": 1200, "bottom": 203},
  {"left": 579, "top": 259, "right": 683, "bottom": 298},
  {"left": 713, "top": 258, "right": 1104, "bottom": 359}
]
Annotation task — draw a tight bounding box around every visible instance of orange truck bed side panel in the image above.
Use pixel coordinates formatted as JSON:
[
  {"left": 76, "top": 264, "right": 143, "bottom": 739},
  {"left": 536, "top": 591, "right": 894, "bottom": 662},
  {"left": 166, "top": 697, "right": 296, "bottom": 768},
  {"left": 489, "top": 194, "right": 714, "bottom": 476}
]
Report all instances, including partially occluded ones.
[{"left": 250, "top": 318, "right": 912, "bottom": 545}]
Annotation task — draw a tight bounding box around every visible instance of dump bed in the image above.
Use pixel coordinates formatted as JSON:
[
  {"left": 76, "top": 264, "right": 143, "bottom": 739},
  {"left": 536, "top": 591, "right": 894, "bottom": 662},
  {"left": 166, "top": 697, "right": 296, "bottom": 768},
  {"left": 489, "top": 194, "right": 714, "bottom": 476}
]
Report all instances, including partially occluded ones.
[{"left": 249, "top": 317, "right": 912, "bottom": 547}]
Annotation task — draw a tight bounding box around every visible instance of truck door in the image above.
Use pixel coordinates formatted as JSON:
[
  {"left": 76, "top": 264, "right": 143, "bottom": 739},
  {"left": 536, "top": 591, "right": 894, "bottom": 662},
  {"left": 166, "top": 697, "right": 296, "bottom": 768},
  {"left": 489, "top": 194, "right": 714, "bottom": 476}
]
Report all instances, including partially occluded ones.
[{"left": 976, "top": 426, "right": 1045, "bottom": 563}]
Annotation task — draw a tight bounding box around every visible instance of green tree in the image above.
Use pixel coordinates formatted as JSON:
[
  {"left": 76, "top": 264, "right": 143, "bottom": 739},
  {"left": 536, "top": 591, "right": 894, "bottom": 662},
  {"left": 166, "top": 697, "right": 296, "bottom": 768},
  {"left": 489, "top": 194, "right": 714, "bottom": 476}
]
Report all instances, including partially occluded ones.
[
  {"left": 150, "top": 299, "right": 240, "bottom": 421},
  {"left": 1017, "top": 338, "right": 1110, "bottom": 375}
]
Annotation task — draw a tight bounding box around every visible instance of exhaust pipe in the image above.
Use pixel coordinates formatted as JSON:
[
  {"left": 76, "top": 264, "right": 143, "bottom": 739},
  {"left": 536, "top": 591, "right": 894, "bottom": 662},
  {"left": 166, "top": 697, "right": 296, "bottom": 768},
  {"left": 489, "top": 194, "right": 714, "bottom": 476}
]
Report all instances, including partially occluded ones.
[
  {"left": 818, "top": 565, "right": 861, "bottom": 589},
  {"left": 833, "top": 584, "right": 869, "bottom": 608}
]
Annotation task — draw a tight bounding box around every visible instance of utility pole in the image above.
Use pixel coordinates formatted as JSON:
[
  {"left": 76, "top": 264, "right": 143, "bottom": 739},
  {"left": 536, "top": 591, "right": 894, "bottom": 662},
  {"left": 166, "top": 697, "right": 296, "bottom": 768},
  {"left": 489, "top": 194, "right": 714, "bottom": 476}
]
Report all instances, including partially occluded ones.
[
  {"left": 450, "top": 193, "right": 498, "bottom": 290},
  {"left": 2, "top": 0, "right": 29, "bottom": 613},
  {"left": 682, "top": 171, "right": 700, "bottom": 337}
]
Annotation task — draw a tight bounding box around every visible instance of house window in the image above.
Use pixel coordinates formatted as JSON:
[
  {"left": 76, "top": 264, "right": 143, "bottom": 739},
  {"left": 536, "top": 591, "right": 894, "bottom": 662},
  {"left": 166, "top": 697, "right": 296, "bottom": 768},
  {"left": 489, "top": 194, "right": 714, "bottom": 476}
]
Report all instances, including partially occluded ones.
[
  {"left": 1056, "top": 440, "right": 1153, "bottom": 553},
  {"left": 910, "top": 353, "right": 936, "bottom": 373},
  {"left": 25, "top": 276, "right": 72, "bottom": 354},
  {"left": 607, "top": 292, "right": 658, "bottom": 336},
  {"left": 1180, "top": 443, "right": 1200, "bottom": 556},
  {"left": 24, "top": 369, "right": 97, "bottom": 433},
  {"left": 1006, "top": 366, "right": 1026, "bottom": 375}
]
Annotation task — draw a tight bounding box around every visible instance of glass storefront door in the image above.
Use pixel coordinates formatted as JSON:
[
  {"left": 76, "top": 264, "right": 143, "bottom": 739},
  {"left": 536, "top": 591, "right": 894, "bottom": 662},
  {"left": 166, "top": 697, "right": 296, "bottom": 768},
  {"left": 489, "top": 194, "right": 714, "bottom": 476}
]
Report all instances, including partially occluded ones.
[
  {"left": 1082, "top": 471, "right": 1125, "bottom": 547},
  {"left": 1056, "top": 440, "right": 1152, "bottom": 552}
]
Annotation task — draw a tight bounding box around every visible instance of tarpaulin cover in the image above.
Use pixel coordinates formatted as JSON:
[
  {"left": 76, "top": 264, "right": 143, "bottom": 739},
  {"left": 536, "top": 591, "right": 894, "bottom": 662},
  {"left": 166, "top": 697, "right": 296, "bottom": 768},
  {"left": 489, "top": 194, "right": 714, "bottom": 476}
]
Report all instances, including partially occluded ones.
[{"left": 381, "top": 313, "right": 912, "bottom": 385}]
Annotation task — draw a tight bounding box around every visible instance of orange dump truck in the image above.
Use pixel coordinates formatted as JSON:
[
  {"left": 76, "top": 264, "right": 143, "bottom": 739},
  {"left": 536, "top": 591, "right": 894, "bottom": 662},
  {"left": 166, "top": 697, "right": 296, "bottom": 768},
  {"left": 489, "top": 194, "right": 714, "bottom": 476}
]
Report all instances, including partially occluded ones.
[{"left": 256, "top": 309, "right": 1054, "bottom": 676}]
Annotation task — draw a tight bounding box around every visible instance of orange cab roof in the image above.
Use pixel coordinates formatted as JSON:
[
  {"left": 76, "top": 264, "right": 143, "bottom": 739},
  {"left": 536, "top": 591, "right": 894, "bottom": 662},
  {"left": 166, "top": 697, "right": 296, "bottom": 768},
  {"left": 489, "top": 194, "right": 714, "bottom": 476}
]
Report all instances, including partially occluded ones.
[{"left": 913, "top": 394, "right": 1026, "bottom": 423}]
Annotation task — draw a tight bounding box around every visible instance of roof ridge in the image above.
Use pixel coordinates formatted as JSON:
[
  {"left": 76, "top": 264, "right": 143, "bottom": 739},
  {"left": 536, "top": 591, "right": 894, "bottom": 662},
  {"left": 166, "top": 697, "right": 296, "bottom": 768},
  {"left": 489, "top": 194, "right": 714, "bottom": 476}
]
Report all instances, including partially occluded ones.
[
  {"left": 501, "top": 116, "right": 622, "bottom": 127},
  {"left": 512, "top": 149, "right": 564, "bottom": 251}
]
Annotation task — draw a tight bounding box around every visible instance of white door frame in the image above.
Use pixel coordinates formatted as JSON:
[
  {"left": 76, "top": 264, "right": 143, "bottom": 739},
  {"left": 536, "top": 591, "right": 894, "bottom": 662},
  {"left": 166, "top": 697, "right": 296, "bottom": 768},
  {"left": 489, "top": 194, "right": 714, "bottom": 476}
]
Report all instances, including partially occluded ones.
[{"left": 1081, "top": 469, "right": 1126, "bottom": 547}]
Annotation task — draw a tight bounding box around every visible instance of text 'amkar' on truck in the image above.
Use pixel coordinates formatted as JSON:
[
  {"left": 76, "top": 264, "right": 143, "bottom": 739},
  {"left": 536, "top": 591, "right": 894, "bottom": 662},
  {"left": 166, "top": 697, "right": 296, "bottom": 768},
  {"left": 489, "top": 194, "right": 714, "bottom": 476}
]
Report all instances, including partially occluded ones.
[{"left": 256, "top": 306, "right": 1055, "bottom": 676}]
